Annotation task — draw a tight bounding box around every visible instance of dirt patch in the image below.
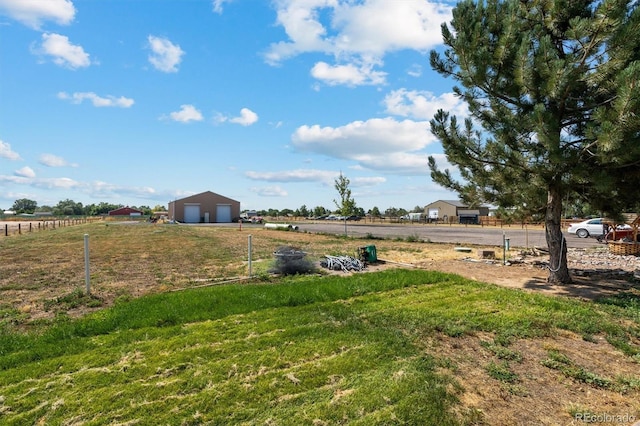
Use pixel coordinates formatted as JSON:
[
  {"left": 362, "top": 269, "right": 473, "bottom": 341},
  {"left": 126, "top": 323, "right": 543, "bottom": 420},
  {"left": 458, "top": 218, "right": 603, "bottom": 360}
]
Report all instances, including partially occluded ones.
[{"left": 432, "top": 331, "right": 640, "bottom": 425}]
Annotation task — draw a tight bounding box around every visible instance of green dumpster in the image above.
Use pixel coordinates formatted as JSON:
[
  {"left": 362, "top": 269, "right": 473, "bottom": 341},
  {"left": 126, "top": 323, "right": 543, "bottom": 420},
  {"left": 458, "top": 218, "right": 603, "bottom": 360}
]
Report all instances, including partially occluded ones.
[{"left": 359, "top": 245, "right": 377, "bottom": 263}]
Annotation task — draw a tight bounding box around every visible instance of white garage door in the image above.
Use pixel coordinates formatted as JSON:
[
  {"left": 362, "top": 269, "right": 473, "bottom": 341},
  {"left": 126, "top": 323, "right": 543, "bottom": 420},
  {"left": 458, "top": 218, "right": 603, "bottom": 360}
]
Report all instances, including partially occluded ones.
[
  {"left": 184, "top": 204, "right": 200, "bottom": 223},
  {"left": 216, "top": 204, "right": 232, "bottom": 223}
]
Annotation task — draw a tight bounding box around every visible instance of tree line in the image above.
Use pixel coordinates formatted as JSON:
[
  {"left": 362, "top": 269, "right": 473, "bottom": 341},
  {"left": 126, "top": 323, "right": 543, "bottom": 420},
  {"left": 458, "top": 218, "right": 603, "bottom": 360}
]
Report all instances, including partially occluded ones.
[
  {"left": 3, "top": 198, "right": 166, "bottom": 217},
  {"left": 2, "top": 196, "right": 434, "bottom": 220}
]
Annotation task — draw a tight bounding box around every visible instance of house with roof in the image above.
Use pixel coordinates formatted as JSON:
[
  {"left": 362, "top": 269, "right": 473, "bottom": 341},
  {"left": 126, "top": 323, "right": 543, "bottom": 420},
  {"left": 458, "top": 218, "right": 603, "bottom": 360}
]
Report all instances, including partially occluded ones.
[
  {"left": 423, "top": 200, "right": 490, "bottom": 224},
  {"left": 108, "top": 207, "right": 144, "bottom": 217}
]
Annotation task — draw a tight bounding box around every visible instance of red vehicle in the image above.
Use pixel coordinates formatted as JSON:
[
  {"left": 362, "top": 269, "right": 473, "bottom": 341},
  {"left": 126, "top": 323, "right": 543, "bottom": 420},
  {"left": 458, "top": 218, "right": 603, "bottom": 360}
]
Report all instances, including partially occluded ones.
[{"left": 597, "top": 224, "right": 636, "bottom": 243}]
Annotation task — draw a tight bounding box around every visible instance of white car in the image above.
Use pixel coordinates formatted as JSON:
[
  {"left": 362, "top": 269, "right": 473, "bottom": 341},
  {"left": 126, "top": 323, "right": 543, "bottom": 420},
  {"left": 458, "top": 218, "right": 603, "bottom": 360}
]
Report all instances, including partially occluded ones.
[{"left": 568, "top": 218, "right": 606, "bottom": 238}]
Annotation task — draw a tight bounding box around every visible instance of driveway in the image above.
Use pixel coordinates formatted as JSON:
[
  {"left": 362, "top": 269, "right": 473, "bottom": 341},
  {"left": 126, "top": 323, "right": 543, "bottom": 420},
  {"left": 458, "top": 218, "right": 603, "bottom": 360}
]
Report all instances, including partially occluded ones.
[{"left": 294, "top": 221, "right": 601, "bottom": 249}]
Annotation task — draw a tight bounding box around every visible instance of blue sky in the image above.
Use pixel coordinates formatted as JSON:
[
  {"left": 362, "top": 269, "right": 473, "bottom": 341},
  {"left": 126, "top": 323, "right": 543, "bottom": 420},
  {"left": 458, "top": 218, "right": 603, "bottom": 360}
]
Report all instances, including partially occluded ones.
[{"left": 0, "top": 0, "right": 467, "bottom": 212}]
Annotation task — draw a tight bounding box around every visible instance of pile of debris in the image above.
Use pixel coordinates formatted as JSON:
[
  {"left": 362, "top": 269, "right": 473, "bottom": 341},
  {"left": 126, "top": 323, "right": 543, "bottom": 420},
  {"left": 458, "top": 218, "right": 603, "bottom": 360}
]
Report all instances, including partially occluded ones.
[{"left": 320, "top": 255, "right": 366, "bottom": 272}]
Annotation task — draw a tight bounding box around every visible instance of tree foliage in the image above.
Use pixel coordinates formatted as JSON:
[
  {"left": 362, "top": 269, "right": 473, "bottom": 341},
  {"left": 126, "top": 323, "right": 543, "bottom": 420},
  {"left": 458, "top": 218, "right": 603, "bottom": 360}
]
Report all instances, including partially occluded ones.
[
  {"left": 11, "top": 198, "right": 37, "bottom": 214},
  {"left": 54, "top": 199, "right": 84, "bottom": 216},
  {"left": 333, "top": 172, "right": 357, "bottom": 217},
  {"left": 429, "top": 0, "right": 640, "bottom": 283}
]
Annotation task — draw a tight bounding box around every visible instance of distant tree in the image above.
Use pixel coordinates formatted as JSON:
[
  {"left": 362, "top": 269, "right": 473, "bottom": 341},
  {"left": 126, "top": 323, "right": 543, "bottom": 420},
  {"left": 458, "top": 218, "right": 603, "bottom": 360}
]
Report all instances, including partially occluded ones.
[
  {"left": 369, "top": 206, "right": 381, "bottom": 217},
  {"left": 429, "top": 0, "right": 640, "bottom": 283},
  {"left": 333, "top": 172, "right": 357, "bottom": 217},
  {"left": 563, "top": 200, "right": 598, "bottom": 219},
  {"left": 312, "top": 206, "right": 328, "bottom": 217},
  {"left": 384, "top": 207, "right": 399, "bottom": 218},
  {"left": 411, "top": 205, "right": 423, "bottom": 213},
  {"left": 11, "top": 199, "right": 37, "bottom": 214},
  {"left": 84, "top": 202, "right": 122, "bottom": 216},
  {"left": 54, "top": 199, "right": 83, "bottom": 216},
  {"left": 280, "top": 208, "right": 294, "bottom": 217},
  {"left": 297, "top": 205, "right": 310, "bottom": 218},
  {"left": 266, "top": 208, "right": 280, "bottom": 217},
  {"left": 134, "top": 205, "right": 152, "bottom": 215},
  {"left": 152, "top": 204, "right": 166, "bottom": 212},
  {"left": 35, "top": 205, "right": 53, "bottom": 212}
]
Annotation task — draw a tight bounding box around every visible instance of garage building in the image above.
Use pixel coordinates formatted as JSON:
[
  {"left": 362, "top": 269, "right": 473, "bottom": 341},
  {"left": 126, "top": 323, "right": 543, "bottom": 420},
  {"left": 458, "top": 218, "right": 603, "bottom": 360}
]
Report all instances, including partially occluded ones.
[
  {"left": 423, "top": 200, "right": 490, "bottom": 224},
  {"left": 168, "top": 191, "right": 240, "bottom": 223}
]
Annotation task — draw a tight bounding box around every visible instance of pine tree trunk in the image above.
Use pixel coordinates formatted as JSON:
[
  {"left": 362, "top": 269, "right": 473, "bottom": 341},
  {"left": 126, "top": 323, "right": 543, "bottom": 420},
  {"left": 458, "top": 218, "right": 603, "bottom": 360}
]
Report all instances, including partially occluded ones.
[{"left": 545, "top": 185, "right": 572, "bottom": 284}]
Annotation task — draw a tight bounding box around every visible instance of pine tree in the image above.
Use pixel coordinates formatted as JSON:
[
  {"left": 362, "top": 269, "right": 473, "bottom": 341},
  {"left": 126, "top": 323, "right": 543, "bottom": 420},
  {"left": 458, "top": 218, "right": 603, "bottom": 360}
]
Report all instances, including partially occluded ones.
[{"left": 429, "top": 0, "right": 640, "bottom": 283}]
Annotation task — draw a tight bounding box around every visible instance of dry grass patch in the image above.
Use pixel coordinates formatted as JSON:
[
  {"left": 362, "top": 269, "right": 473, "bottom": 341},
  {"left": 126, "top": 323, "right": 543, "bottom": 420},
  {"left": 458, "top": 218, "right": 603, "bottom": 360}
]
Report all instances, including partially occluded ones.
[{"left": 0, "top": 221, "right": 486, "bottom": 322}]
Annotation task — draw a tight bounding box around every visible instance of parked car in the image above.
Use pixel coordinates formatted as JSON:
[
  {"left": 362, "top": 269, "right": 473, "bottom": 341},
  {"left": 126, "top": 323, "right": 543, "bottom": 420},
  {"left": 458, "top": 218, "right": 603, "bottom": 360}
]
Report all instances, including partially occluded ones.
[
  {"left": 568, "top": 218, "right": 631, "bottom": 239},
  {"left": 568, "top": 218, "right": 606, "bottom": 238},
  {"left": 346, "top": 215, "right": 361, "bottom": 221},
  {"left": 233, "top": 216, "right": 253, "bottom": 223}
]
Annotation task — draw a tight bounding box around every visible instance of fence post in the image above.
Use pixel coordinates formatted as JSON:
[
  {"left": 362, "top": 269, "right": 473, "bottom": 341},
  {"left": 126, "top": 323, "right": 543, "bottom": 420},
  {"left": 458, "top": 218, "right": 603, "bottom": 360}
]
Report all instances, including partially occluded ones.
[
  {"left": 248, "top": 234, "right": 253, "bottom": 277},
  {"left": 84, "top": 234, "right": 91, "bottom": 295}
]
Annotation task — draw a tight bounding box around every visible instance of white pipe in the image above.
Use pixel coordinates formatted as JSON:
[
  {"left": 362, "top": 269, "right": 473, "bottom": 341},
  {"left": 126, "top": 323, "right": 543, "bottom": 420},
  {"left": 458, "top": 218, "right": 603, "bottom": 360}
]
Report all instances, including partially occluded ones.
[{"left": 264, "top": 223, "right": 297, "bottom": 230}]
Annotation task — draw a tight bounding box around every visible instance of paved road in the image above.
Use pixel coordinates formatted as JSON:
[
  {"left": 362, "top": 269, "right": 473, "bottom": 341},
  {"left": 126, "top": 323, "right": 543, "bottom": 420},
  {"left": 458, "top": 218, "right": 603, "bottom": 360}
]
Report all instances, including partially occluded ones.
[{"left": 292, "top": 221, "right": 601, "bottom": 249}]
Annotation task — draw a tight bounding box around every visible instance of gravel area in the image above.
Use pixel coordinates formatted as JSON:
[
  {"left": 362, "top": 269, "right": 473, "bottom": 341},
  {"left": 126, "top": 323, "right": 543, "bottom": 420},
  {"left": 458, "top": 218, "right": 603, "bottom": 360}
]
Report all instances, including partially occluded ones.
[{"left": 567, "top": 246, "right": 640, "bottom": 273}]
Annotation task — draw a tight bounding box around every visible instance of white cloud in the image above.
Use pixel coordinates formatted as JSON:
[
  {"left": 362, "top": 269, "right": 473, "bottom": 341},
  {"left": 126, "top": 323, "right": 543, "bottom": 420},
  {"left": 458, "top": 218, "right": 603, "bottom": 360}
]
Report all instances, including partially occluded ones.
[
  {"left": 0, "top": 173, "right": 80, "bottom": 189},
  {"left": 249, "top": 186, "right": 288, "bottom": 197},
  {"left": 34, "top": 33, "right": 91, "bottom": 69},
  {"left": 81, "top": 181, "right": 161, "bottom": 200},
  {"left": 147, "top": 35, "right": 184, "bottom": 73},
  {"left": 167, "top": 104, "right": 203, "bottom": 123},
  {"left": 407, "top": 64, "right": 422, "bottom": 77},
  {"left": 330, "top": 0, "right": 450, "bottom": 55},
  {"left": 33, "top": 177, "right": 79, "bottom": 189},
  {"left": 0, "top": 172, "right": 169, "bottom": 203},
  {"left": 383, "top": 89, "right": 469, "bottom": 120},
  {"left": 245, "top": 169, "right": 337, "bottom": 183},
  {"left": 292, "top": 117, "right": 437, "bottom": 174},
  {"left": 427, "top": 153, "right": 455, "bottom": 173},
  {"left": 293, "top": 117, "right": 433, "bottom": 156},
  {"left": 352, "top": 151, "right": 431, "bottom": 174},
  {"left": 0, "top": 0, "right": 75, "bottom": 29},
  {"left": 57, "top": 91, "right": 134, "bottom": 108},
  {"left": 351, "top": 176, "right": 386, "bottom": 187},
  {"left": 212, "top": 0, "right": 234, "bottom": 13},
  {"left": 264, "top": 0, "right": 452, "bottom": 86},
  {"left": 0, "top": 140, "right": 21, "bottom": 160},
  {"left": 216, "top": 108, "right": 259, "bottom": 126},
  {"left": 229, "top": 108, "right": 259, "bottom": 126},
  {"left": 39, "top": 153, "right": 78, "bottom": 167},
  {"left": 14, "top": 166, "right": 35, "bottom": 178},
  {"left": 0, "top": 174, "right": 30, "bottom": 185},
  {"left": 310, "top": 61, "right": 386, "bottom": 86}
]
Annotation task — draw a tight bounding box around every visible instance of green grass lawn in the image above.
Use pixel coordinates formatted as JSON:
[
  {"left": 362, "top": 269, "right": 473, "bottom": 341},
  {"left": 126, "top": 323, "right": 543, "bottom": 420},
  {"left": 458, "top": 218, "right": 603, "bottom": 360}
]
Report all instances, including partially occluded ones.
[{"left": 1, "top": 268, "right": 639, "bottom": 425}]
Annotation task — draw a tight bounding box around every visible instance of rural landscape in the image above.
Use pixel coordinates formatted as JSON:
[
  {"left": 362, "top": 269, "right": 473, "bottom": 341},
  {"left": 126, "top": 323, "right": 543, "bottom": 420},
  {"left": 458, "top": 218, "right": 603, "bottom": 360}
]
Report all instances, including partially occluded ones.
[
  {"left": 0, "top": 219, "right": 639, "bottom": 425},
  {"left": 2, "top": 0, "right": 640, "bottom": 424}
]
